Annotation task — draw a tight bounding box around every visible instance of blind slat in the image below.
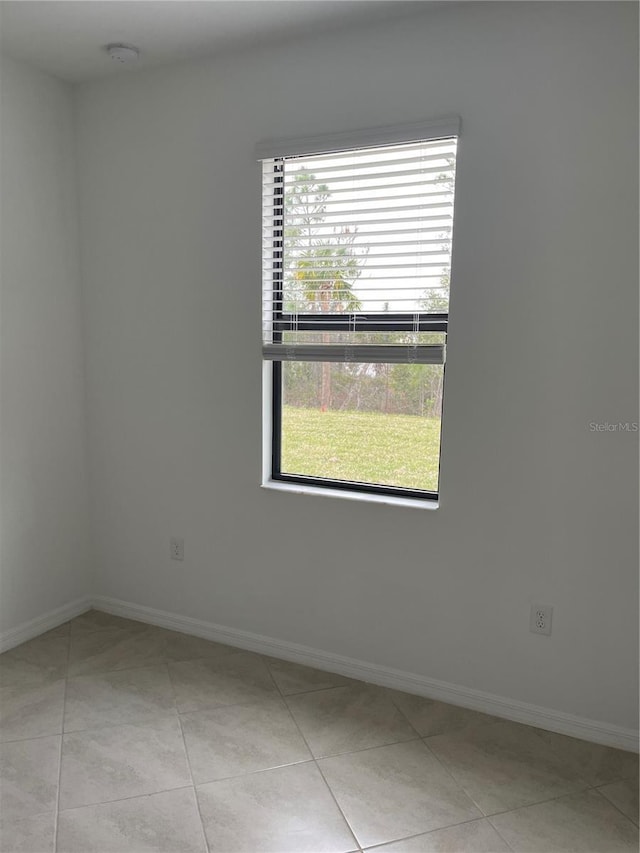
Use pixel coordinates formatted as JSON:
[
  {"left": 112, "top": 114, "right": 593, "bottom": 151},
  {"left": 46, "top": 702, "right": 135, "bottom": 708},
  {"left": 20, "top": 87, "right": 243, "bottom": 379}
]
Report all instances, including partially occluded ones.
[
  {"left": 264, "top": 149, "right": 456, "bottom": 177},
  {"left": 266, "top": 273, "right": 447, "bottom": 284},
  {"left": 268, "top": 258, "right": 449, "bottom": 270},
  {"left": 275, "top": 236, "right": 450, "bottom": 249},
  {"left": 262, "top": 343, "right": 445, "bottom": 365},
  {"left": 262, "top": 225, "right": 452, "bottom": 240},
  {"left": 278, "top": 189, "right": 453, "bottom": 208},
  {"left": 264, "top": 163, "right": 454, "bottom": 189},
  {"left": 262, "top": 213, "right": 453, "bottom": 230},
  {"left": 282, "top": 202, "right": 453, "bottom": 219},
  {"left": 263, "top": 165, "right": 455, "bottom": 188},
  {"left": 263, "top": 177, "right": 454, "bottom": 199}
]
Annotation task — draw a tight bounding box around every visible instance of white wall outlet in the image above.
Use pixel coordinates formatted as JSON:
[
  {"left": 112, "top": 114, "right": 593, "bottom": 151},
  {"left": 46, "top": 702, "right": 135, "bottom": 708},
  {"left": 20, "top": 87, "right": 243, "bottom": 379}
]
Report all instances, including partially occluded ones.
[
  {"left": 530, "top": 604, "right": 553, "bottom": 635},
  {"left": 170, "top": 537, "right": 184, "bottom": 561}
]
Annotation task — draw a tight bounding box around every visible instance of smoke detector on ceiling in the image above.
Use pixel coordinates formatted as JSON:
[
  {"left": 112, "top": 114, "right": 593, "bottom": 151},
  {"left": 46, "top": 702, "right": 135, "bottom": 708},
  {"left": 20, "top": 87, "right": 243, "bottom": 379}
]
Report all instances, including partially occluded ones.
[{"left": 105, "top": 44, "right": 139, "bottom": 64}]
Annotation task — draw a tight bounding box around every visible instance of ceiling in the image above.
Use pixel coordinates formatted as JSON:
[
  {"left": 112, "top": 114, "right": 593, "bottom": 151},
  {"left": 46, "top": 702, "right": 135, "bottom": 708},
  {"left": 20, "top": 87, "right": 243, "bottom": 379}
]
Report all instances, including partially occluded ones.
[{"left": 0, "top": 1, "right": 436, "bottom": 83}]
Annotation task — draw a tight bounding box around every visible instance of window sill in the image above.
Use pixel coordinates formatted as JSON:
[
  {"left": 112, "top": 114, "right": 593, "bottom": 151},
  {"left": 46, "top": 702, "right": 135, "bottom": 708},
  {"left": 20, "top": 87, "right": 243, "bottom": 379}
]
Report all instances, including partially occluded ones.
[{"left": 261, "top": 479, "right": 439, "bottom": 510}]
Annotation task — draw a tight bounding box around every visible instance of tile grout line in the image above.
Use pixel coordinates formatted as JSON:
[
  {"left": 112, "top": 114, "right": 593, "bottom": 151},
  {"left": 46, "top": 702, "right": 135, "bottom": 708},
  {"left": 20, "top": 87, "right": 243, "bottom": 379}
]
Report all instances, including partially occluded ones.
[
  {"left": 419, "top": 735, "right": 496, "bottom": 816},
  {"left": 568, "top": 779, "right": 638, "bottom": 829},
  {"left": 167, "top": 661, "right": 211, "bottom": 853},
  {"left": 65, "top": 644, "right": 259, "bottom": 680},
  {"left": 52, "top": 623, "right": 71, "bottom": 853},
  {"left": 484, "top": 785, "right": 640, "bottom": 850},
  {"left": 0, "top": 728, "right": 71, "bottom": 746},
  {"left": 483, "top": 816, "right": 516, "bottom": 853},
  {"left": 261, "top": 655, "right": 364, "bottom": 853},
  {"left": 485, "top": 814, "right": 521, "bottom": 853},
  {"left": 375, "top": 686, "right": 423, "bottom": 741},
  {"left": 591, "top": 783, "right": 640, "bottom": 828},
  {"left": 385, "top": 693, "right": 508, "bottom": 746},
  {"left": 360, "top": 813, "right": 514, "bottom": 852},
  {"left": 484, "top": 820, "right": 516, "bottom": 852},
  {"left": 186, "top": 757, "right": 318, "bottom": 787},
  {"left": 401, "top": 735, "right": 516, "bottom": 849},
  {"left": 64, "top": 620, "right": 183, "bottom": 678},
  {"left": 482, "top": 785, "right": 603, "bottom": 821},
  {"left": 45, "top": 709, "right": 182, "bottom": 738},
  {"left": 56, "top": 785, "right": 195, "bottom": 814}
]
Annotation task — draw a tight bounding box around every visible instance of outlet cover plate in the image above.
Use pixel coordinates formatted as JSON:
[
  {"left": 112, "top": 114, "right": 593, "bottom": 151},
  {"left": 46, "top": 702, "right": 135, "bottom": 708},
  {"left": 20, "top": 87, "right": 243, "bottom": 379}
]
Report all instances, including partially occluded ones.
[
  {"left": 170, "top": 537, "right": 184, "bottom": 561},
  {"left": 530, "top": 604, "right": 553, "bottom": 635}
]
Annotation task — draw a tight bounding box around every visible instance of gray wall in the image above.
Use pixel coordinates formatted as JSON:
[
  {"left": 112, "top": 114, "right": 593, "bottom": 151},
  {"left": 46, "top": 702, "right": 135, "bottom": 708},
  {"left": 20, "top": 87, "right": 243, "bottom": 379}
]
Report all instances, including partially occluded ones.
[
  {"left": 75, "top": 2, "right": 638, "bottom": 728},
  {"left": 1, "top": 55, "right": 90, "bottom": 630}
]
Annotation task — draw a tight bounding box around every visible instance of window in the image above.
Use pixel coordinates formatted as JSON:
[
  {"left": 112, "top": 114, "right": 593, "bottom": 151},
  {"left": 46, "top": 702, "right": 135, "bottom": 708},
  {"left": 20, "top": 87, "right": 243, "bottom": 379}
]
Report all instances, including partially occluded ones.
[{"left": 259, "top": 118, "right": 459, "bottom": 503}]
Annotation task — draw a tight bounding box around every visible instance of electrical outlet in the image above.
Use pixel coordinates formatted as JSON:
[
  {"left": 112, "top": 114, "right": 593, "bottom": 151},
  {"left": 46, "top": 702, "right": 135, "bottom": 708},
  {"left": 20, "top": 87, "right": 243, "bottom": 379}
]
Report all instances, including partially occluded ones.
[
  {"left": 170, "top": 537, "right": 184, "bottom": 561},
  {"left": 530, "top": 604, "right": 553, "bottom": 635}
]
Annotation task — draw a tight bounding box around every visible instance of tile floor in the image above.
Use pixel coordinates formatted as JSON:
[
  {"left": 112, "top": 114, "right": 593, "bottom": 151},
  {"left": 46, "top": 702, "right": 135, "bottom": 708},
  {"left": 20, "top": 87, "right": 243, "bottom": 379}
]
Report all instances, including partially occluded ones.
[{"left": 0, "top": 610, "right": 637, "bottom": 853}]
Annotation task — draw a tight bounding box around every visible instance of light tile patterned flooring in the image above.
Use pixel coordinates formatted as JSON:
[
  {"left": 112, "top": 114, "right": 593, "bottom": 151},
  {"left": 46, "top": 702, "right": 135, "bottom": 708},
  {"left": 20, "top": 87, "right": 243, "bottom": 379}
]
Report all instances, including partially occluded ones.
[{"left": 0, "top": 611, "right": 637, "bottom": 852}]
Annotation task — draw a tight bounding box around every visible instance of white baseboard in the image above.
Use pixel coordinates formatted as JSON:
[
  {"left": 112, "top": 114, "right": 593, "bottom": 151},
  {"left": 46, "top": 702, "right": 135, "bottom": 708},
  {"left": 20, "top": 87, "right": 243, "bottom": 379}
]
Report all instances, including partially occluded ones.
[
  {"left": 0, "top": 597, "right": 92, "bottom": 653},
  {"left": 93, "top": 595, "right": 639, "bottom": 754}
]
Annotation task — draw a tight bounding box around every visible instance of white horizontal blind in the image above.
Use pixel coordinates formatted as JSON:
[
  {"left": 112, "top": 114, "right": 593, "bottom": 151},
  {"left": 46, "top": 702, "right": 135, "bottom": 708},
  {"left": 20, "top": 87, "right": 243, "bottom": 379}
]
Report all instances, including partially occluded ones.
[{"left": 261, "top": 125, "right": 458, "bottom": 364}]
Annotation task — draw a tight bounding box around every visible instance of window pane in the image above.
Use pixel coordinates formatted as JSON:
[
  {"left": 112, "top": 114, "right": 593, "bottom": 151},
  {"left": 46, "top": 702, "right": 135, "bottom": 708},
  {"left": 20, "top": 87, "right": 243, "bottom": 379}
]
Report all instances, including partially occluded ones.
[{"left": 280, "top": 361, "right": 444, "bottom": 493}]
